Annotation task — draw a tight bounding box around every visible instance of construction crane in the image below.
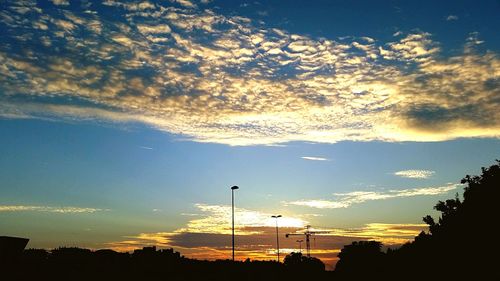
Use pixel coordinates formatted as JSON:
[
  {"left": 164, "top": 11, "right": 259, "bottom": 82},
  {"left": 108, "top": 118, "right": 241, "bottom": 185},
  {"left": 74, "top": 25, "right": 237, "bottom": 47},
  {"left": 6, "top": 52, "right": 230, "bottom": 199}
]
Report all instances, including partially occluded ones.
[
  {"left": 285, "top": 225, "right": 330, "bottom": 257},
  {"left": 296, "top": 239, "right": 303, "bottom": 253}
]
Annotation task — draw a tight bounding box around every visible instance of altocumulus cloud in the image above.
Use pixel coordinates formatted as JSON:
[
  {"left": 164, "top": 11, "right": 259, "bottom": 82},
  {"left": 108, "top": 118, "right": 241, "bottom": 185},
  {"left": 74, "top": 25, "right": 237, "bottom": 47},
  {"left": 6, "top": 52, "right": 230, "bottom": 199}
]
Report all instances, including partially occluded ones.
[
  {"left": 0, "top": 1, "right": 499, "bottom": 145},
  {"left": 285, "top": 183, "right": 460, "bottom": 209}
]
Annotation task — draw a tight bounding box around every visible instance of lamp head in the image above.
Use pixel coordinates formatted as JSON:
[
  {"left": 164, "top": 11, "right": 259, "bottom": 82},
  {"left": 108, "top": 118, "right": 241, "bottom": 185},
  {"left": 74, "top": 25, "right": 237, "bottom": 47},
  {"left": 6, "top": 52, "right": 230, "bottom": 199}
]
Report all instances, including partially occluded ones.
[{"left": 230, "top": 186, "right": 239, "bottom": 190}]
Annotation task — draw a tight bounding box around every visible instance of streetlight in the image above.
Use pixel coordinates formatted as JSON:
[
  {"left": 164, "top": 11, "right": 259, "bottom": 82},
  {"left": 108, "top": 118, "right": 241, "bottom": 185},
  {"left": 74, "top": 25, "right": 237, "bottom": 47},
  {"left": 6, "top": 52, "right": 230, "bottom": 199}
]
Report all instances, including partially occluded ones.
[
  {"left": 271, "top": 215, "right": 282, "bottom": 262},
  {"left": 231, "top": 185, "right": 239, "bottom": 261},
  {"left": 296, "top": 240, "right": 303, "bottom": 253}
]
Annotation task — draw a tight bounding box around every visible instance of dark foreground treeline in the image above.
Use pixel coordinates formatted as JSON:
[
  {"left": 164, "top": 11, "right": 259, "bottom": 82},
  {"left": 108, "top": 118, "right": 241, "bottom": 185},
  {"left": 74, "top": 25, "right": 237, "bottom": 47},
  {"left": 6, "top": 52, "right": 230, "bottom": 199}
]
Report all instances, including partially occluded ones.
[
  {"left": 335, "top": 160, "right": 500, "bottom": 280},
  {"left": 2, "top": 246, "right": 329, "bottom": 281},
  {"left": 2, "top": 161, "right": 500, "bottom": 280}
]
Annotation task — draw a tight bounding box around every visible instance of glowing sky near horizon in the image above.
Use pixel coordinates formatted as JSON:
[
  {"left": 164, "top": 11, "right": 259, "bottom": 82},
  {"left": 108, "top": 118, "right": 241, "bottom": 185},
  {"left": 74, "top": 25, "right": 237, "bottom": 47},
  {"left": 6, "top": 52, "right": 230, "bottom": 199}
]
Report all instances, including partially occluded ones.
[{"left": 1, "top": 0, "right": 499, "bottom": 269}]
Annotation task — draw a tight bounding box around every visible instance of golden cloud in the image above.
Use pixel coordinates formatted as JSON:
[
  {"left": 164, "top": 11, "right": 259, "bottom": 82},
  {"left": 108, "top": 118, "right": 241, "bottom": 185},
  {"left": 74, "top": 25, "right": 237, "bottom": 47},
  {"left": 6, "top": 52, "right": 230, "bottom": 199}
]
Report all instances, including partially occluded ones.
[
  {"left": 103, "top": 204, "right": 426, "bottom": 270},
  {"left": 106, "top": 222, "right": 425, "bottom": 270}
]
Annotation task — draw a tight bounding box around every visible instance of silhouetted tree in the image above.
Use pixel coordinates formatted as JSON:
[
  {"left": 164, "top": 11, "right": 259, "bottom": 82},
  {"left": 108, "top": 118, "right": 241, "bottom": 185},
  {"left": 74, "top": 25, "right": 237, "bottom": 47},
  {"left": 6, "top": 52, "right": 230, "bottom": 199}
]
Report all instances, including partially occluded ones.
[
  {"left": 283, "top": 252, "right": 325, "bottom": 278},
  {"left": 335, "top": 241, "right": 385, "bottom": 277},
  {"left": 335, "top": 160, "right": 500, "bottom": 280},
  {"left": 387, "top": 160, "right": 500, "bottom": 279},
  {"left": 6, "top": 245, "right": 330, "bottom": 281}
]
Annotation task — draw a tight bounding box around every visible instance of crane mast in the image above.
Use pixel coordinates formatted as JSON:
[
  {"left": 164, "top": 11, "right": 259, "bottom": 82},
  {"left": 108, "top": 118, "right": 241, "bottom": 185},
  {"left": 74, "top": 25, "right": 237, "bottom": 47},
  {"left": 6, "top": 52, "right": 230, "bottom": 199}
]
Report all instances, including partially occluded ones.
[{"left": 285, "top": 225, "right": 329, "bottom": 257}]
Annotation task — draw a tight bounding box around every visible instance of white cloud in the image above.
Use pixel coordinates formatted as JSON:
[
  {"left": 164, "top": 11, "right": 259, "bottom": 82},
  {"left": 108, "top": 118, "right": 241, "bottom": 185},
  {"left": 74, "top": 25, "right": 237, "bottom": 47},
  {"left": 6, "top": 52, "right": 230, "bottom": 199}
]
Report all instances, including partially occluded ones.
[
  {"left": 286, "top": 200, "right": 348, "bottom": 209},
  {"left": 394, "top": 169, "right": 435, "bottom": 179},
  {"left": 285, "top": 183, "right": 460, "bottom": 209},
  {"left": 446, "top": 15, "right": 459, "bottom": 21},
  {"left": 176, "top": 204, "right": 307, "bottom": 235},
  {"left": 301, "top": 156, "right": 329, "bottom": 161},
  {"left": 0, "top": 205, "right": 106, "bottom": 213},
  {"left": 139, "top": 146, "right": 154, "bottom": 150}
]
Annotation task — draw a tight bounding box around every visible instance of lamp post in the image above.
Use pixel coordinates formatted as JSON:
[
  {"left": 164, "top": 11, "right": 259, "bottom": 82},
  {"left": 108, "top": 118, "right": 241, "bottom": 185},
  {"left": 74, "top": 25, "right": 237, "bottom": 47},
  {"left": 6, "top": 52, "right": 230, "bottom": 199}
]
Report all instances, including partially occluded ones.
[
  {"left": 231, "top": 185, "right": 239, "bottom": 261},
  {"left": 297, "top": 240, "right": 303, "bottom": 253},
  {"left": 271, "top": 215, "right": 282, "bottom": 262}
]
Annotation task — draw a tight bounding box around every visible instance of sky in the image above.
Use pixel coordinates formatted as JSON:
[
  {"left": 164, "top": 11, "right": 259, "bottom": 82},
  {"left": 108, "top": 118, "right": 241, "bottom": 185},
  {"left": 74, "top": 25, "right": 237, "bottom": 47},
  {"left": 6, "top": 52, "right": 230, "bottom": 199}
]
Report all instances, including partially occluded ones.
[{"left": 1, "top": 0, "right": 499, "bottom": 269}]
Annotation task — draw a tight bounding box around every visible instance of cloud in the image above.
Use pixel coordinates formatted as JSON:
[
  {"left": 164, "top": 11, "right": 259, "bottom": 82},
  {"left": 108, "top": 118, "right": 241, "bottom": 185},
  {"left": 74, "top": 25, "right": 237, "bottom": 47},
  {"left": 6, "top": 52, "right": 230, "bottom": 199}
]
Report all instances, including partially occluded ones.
[
  {"left": 101, "top": 200, "right": 428, "bottom": 269},
  {"left": 172, "top": 0, "right": 197, "bottom": 8},
  {"left": 285, "top": 183, "right": 460, "bottom": 209},
  {"left": 106, "top": 203, "right": 308, "bottom": 261},
  {"left": 137, "top": 24, "right": 171, "bottom": 35},
  {"left": 301, "top": 156, "right": 330, "bottom": 161},
  {"left": 106, "top": 222, "right": 426, "bottom": 269},
  {"left": 139, "top": 146, "right": 154, "bottom": 150},
  {"left": 257, "top": 10, "right": 268, "bottom": 17},
  {"left": 0, "top": 205, "right": 106, "bottom": 213},
  {"left": 0, "top": 2, "right": 499, "bottom": 146},
  {"left": 383, "top": 32, "right": 440, "bottom": 62},
  {"left": 394, "top": 169, "right": 435, "bottom": 179},
  {"left": 103, "top": 1, "right": 156, "bottom": 11},
  {"left": 177, "top": 204, "right": 307, "bottom": 235},
  {"left": 51, "top": 0, "right": 69, "bottom": 6},
  {"left": 318, "top": 223, "right": 428, "bottom": 245},
  {"left": 286, "top": 200, "right": 348, "bottom": 209},
  {"left": 446, "top": 15, "right": 459, "bottom": 21},
  {"left": 106, "top": 232, "right": 172, "bottom": 252}
]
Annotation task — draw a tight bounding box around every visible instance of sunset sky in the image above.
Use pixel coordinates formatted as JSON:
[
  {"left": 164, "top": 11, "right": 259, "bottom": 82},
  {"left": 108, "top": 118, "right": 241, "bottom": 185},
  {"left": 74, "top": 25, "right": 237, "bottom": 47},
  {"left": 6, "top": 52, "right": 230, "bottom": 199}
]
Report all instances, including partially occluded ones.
[{"left": 1, "top": 0, "right": 499, "bottom": 269}]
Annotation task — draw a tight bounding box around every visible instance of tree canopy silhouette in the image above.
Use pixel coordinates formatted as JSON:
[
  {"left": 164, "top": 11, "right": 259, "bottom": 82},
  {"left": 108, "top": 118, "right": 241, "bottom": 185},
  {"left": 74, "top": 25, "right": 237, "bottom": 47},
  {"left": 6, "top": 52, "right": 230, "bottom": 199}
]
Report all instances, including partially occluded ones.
[
  {"left": 335, "top": 241, "right": 384, "bottom": 276},
  {"left": 283, "top": 252, "right": 325, "bottom": 272},
  {"left": 335, "top": 160, "right": 500, "bottom": 279},
  {"left": 2, "top": 246, "right": 330, "bottom": 281}
]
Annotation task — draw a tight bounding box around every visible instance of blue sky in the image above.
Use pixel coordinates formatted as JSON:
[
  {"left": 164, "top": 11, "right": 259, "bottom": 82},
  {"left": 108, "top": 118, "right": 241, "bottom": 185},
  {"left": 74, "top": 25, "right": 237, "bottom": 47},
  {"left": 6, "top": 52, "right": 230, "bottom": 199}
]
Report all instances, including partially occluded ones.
[{"left": 1, "top": 0, "right": 499, "bottom": 268}]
